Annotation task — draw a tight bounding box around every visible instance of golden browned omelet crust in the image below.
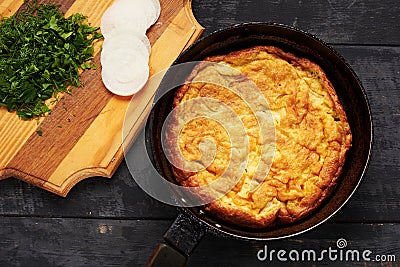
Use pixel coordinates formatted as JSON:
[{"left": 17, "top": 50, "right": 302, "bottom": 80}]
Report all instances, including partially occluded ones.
[{"left": 167, "top": 46, "right": 352, "bottom": 228}]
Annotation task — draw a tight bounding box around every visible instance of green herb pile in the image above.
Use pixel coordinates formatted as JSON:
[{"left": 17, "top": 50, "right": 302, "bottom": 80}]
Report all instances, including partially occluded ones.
[{"left": 0, "top": 1, "right": 102, "bottom": 119}]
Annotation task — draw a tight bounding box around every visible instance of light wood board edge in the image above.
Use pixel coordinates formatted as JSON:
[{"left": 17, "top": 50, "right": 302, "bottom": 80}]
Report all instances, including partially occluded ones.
[{"left": 183, "top": 0, "right": 204, "bottom": 50}]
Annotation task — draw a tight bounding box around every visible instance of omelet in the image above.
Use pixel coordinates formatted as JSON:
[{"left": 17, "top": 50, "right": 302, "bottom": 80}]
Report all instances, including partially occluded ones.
[{"left": 166, "top": 46, "right": 352, "bottom": 228}]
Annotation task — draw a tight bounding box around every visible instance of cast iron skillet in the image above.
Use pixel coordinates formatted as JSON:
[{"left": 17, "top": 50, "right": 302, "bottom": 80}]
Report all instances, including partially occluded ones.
[{"left": 144, "top": 23, "right": 372, "bottom": 267}]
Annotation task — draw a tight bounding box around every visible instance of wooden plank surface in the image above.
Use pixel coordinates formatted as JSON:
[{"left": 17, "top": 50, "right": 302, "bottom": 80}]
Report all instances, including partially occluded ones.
[
  {"left": 0, "top": 0, "right": 203, "bottom": 196},
  {"left": 192, "top": 0, "right": 400, "bottom": 45},
  {"left": 0, "top": 218, "right": 398, "bottom": 266}
]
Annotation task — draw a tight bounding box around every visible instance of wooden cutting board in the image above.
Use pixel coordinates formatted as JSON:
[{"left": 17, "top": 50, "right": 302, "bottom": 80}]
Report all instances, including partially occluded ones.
[{"left": 0, "top": 0, "right": 203, "bottom": 196}]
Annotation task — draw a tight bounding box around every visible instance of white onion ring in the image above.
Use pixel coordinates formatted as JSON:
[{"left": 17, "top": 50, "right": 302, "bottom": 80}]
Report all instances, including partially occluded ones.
[{"left": 100, "top": 0, "right": 160, "bottom": 96}]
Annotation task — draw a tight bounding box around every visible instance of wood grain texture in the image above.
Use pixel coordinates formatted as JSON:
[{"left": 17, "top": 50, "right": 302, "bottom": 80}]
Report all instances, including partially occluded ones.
[
  {"left": 0, "top": 0, "right": 399, "bottom": 266},
  {"left": 190, "top": 223, "right": 400, "bottom": 267},
  {"left": 0, "top": 0, "right": 204, "bottom": 196},
  {"left": 0, "top": 0, "right": 23, "bottom": 17},
  {"left": 0, "top": 218, "right": 398, "bottom": 266},
  {"left": 192, "top": 0, "right": 400, "bottom": 45},
  {"left": 7, "top": 56, "right": 113, "bottom": 181},
  {"left": 331, "top": 46, "right": 400, "bottom": 222}
]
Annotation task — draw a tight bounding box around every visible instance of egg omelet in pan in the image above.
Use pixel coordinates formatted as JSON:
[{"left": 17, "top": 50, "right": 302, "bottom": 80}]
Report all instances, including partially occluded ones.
[{"left": 166, "top": 46, "right": 352, "bottom": 228}]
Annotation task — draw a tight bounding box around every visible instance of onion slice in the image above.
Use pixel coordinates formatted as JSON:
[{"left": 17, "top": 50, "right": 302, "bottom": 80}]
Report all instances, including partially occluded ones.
[
  {"left": 100, "top": 0, "right": 159, "bottom": 38},
  {"left": 101, "top": 47, "right": 149, "bottom": 96},
  {"left": 100, "top": 0, "right": 160, "bottom": 96},
  {"left": 101, "top": 32, "right": 151, "bottom": 59},
  {"left": 149, "top": 0, "right": 161, "bottom": 25}
]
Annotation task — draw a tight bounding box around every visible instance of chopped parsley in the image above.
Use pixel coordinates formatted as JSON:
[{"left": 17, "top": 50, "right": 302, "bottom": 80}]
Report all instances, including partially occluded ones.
[
  {"left": 0, "top": 0, "right": 102, "bottom": 119},
  {"left": 35, "top": 128, "right": 43, "bottom": 136}
]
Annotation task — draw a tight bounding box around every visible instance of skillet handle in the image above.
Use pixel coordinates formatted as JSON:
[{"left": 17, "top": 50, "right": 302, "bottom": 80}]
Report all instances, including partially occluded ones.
[
  {"left": 146, "top": 243, "right": 187, "bottom": 267},
  {"left": 145, "top": 213, "right": 206, "bottom": 267}
]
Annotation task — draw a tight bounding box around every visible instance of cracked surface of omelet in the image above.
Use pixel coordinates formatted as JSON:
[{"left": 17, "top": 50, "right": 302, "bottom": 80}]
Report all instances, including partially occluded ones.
[{"left": 167, "top": 46, "right": 352, "bottom": 228}]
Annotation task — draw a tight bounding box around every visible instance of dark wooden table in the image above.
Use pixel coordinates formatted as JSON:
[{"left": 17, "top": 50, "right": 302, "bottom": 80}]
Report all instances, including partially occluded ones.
[{"left": 1, "top": 0, "right": 399, "bottom": 266}]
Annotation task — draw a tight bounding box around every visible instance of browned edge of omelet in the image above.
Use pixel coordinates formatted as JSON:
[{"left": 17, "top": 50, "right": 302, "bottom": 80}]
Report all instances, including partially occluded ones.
[{"left": 165, "top": 46, "right": 352, "bottom": 229}]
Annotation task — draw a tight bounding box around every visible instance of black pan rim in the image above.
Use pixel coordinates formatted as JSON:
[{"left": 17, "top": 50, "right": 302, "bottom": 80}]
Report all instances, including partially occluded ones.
[{"left": 154, "top": 22, "right": 373, "bottom": 241}]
